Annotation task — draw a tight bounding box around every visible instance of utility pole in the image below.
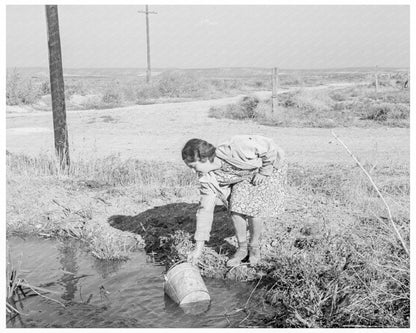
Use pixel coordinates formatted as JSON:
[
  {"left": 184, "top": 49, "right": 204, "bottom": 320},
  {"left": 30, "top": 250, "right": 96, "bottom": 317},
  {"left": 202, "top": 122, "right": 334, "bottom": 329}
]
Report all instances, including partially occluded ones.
[
  {"left": 45, "top": 5, "right": 70, "bottom": 169},
  {"left": 271, "top": 67, "right": 279, "bottom": 114},
  {"left": 138, "top": 5, "right": 157, "bottom": 83}
]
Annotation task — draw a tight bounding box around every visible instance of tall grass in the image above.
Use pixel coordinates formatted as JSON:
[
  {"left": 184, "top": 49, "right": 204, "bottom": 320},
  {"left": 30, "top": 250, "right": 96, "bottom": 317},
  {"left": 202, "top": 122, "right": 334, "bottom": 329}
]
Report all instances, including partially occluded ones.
[{"left": 7, "top": 152, "right": 196, "bottom": 188}]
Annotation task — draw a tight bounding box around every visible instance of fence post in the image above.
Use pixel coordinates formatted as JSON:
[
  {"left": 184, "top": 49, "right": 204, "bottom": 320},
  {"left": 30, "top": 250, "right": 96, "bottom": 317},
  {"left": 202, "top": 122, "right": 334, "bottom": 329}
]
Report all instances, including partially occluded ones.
[
  {"left": 271, "top": 67, "right": 279, "bottom": 114},
  {"left": 45, "top": 5, "right": 70, "bottom": 169},
  {"left": 374, "top": 65, "right": 379, "bottom": 94}
]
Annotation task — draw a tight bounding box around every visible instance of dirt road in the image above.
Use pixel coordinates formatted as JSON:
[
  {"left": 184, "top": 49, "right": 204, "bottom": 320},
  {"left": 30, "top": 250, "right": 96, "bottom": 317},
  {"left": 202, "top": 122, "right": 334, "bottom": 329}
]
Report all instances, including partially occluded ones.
[{"left": 6, "top": 88, "right": 409, "bottom": 166}]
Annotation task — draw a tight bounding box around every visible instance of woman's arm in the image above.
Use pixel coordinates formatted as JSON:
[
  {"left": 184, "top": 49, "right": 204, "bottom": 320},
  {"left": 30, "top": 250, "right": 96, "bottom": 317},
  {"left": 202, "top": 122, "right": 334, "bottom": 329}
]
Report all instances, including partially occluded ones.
[
  {"left": 194, "top": 185, "right": 217, "bottom": 242},
  {"left": 188, "top": 186, "right": 216, "bottom": 265}
]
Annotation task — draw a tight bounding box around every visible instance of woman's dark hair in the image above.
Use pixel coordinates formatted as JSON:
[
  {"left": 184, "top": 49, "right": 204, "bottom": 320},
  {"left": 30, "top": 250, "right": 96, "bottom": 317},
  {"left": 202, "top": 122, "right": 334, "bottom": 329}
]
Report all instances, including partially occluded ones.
[{"left": 181, "top": 138, "right": 216, "bottom": 163}]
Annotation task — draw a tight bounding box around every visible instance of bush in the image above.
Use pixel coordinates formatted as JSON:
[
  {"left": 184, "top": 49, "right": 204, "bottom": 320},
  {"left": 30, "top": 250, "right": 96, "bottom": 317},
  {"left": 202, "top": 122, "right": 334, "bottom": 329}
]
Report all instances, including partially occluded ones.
[
  {"left": 329, "top": 91, "right": 347, "bottom": 102},
  {"left": 135, "top": 83, "right": 162, "bottom": 101},
  {"left": 157, "top": 72, "right": 207, "bottom": 97},
  {"left": 389, "top": 104, "right": 410, "bottom": 120},
  {"left": 101, "top": 81, "right": 123, "bottom": 106},
  {"left": 209, "top": 95, "right": 259, "bottom": 120},
  {"left": 65, "top": 80, "right": 87, "bottom": 98},
  {"left": 280, "top": 90, "right": 334, "bottom": 113},
  {"left": 239, "top": 95, "right": 259, "bottom": 118},
  {"left": 364, "top": 103, "right": 409, "bottom": 122},
  {"left": 6, "top": 69, "right": 41, "bottom": 105},
  {"left": 39, "top": 80, "right": 50, "bottom": 95}
]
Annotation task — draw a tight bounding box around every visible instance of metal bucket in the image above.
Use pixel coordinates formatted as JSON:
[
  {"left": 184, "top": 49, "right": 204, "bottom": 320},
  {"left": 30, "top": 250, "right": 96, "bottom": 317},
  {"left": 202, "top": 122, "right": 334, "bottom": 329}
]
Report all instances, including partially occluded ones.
[{"left": 164, "top": 262, "right": 211, "bottom": 307}]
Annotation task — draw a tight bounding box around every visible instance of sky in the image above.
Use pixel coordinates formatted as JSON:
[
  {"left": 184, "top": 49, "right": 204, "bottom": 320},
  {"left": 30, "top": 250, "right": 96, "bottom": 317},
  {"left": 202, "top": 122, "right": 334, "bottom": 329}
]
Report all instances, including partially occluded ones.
[{"left": 6, "top": 4, "right": 410, "bottom": 69}]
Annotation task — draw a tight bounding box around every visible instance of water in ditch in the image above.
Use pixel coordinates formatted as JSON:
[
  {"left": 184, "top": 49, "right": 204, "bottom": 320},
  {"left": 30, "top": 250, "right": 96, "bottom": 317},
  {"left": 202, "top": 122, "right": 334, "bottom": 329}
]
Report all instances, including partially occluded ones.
[{"left": 7, "top": 236, "right": 258, "bottom": 328}]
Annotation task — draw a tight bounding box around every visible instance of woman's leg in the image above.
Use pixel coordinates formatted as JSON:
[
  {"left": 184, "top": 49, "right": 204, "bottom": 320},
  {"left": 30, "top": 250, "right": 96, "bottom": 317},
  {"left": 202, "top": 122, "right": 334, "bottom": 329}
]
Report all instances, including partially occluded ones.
[
  {"left": 247, "top": 217, "right": 263, "bottom": 246},
  {"left": 227, "top": 212, "right": 248, "bottom": 267},
  {"left": 247, "top": 217, "right": 263, "bottom": 264},
  {"left": 231, "top": 212, "right": 248, "bottom": 243}
]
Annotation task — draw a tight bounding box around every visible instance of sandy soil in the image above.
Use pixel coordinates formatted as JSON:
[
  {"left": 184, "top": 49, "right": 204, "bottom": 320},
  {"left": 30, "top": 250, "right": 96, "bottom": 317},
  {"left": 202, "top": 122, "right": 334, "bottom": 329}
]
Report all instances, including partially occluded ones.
[{"left": 6, "top": 89, "right": 409, "bottom": 166}]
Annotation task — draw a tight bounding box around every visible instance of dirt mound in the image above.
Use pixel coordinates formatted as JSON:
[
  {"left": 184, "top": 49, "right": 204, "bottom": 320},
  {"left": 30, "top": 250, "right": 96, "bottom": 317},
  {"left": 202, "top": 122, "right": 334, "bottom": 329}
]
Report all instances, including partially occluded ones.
[
  {"left": 108, "top": 203, "right": 233, "bottom": 264},
  {"left": 108, "top": 202, "right": 277, "bottom": 280}
]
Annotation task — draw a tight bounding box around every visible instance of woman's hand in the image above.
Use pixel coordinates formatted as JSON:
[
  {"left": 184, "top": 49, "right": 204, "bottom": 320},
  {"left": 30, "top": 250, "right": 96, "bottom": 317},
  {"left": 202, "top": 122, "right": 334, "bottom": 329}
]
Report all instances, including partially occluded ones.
[
  {"left": 187, "top": 241, "right": 205, "bottom": 266},
  {"left": 252, "top": 173, "right": 267, "bottom": 186}
]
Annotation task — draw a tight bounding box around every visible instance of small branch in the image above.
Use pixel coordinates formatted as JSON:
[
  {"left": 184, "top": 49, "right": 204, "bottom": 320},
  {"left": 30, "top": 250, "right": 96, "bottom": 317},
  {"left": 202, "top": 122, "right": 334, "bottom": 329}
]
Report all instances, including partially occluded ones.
[
  {"left": 331, "top": 131, "right": 409, "bottom": 256},
  {"left": 6, "top": 302, "right": 22, "bottom": 315},
  {"left": 245, "top": 276, "right": 262, "bottom": 308},
  {"left": 20, "top": 283, "right": 65, "bottom": 307},
  {"left": 52, "top": 199, "right": 71, "bottom": 216}
]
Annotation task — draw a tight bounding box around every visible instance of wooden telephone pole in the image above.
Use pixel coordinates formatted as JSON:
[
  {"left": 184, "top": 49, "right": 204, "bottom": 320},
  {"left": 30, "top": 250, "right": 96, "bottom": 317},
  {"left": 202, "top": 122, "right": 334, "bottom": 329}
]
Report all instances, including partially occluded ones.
[
  {"left": 45, "top": 5, "right": 70, "bottom": 169},
  {"left": 138, "top": 5, "right": 157, "bottom": 83},
  {"left": 271, "top": 67, "right": 279, "bottom": 114},
  {"left": 374, "top": 65, "right": 379, "bottom": 94}
]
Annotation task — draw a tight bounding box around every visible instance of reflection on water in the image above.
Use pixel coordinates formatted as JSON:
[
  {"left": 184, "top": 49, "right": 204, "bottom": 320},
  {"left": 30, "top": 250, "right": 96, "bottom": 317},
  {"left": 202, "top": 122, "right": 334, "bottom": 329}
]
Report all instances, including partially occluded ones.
[
  {"left": 7, "top": 237, "right": 256, "bottom": 328},
  {"left": 58, "top": 240, "right": 79, "bottom": 301},
  {"left": 93, "top": 258, "right": 125, "bottom": 279}
]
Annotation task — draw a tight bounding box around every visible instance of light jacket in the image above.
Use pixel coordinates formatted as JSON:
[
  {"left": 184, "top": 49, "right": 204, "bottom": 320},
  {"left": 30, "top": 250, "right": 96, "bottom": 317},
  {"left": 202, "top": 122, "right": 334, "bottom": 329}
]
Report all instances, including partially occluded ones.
[{"left": 194, "top": 135, "right": 284, "bottom": 241}]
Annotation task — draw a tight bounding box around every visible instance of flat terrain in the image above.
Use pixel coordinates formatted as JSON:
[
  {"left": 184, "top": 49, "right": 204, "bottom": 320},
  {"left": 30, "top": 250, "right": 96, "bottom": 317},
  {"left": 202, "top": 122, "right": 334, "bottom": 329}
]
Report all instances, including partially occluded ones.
[
  {"left": 6, "top": 91, "right": 409, "bottom": 167},
  {"left": 6, "top": 79, "right": 410, "bottom": 328}
]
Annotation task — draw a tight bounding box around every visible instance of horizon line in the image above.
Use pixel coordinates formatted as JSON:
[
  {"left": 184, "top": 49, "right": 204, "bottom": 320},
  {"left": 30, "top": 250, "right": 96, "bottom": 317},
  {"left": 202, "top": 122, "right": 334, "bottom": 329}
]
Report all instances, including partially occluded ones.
[{"left": 6, "top": 65, "right": 410, "bottom": 71}]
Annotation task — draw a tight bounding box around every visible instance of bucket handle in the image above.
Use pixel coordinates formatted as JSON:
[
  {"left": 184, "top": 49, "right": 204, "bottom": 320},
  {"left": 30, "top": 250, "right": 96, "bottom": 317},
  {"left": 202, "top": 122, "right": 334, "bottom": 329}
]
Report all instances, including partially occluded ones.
[{"left": 166, "top": 259, "right": 187, "bottom": 272}]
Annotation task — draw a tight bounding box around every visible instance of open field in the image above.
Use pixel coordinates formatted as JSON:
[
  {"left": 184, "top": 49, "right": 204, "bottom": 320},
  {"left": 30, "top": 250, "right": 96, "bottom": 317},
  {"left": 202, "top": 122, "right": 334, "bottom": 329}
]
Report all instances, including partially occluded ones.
[
  {"left": 6, "top": 67, "right": 410, "bottom": 328},
  {"left": 7, "top": 67, "right": 409, "bottom": 113}
]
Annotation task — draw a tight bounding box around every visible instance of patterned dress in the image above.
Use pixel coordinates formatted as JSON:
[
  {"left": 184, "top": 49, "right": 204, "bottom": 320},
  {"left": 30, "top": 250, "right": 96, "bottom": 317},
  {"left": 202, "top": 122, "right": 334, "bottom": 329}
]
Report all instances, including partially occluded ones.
[{"left": 212, "top": 158, "right": 287, "bottom": 217}]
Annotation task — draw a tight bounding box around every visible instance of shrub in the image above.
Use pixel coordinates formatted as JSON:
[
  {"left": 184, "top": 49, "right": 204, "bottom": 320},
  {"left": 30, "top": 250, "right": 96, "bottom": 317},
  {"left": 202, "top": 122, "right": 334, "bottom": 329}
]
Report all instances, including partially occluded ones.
[
  {"left": 363, "top": 103, "right": 409, "bottom": 122},
  {"left": 6, "top": 69, "right": 41, "bottom": 105},
  {"left": 389, "top": 104, "right": 410, "bottom": 120},
  {"left": 157, "top": 72, "right": 207, "bottom": 97},
  {"left": 101, "top": 81, "right": 123, "bottom": 106},
  {"left": 209, "top": 95, "right": 259, "bottom": 120},
  {"left": 39, "top": 80, "right": 50, "bottom": 95},
  {"left": 280, "top": 90, "right": 334, "bottom": 113},
  {"left": 135, "top": 83, "right": 162, "bottom": 101},
  {"left": 364, "top": 104, "right": 391, "bottom": 121},
  {"left": 329, "top": 91, "right": 347, "bottom": 102},
  {"left": 65, "top": 80, "right": 87, "bottom": 98},
  {"left": 239, "top": 95, "right": 259, "bottom": 118}
]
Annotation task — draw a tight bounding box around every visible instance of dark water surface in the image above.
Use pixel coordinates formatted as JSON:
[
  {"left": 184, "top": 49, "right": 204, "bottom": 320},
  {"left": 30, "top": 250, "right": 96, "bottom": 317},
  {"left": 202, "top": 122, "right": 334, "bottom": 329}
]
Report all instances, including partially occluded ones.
[{"left": 7, "top": 237, "right": 255, "bottom": 328}]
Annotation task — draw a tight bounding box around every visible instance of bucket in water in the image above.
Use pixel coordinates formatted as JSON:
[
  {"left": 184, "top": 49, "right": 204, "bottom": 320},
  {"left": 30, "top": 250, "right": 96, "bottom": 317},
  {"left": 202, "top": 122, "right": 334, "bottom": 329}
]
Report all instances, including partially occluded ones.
[{"left": 164, "top": 262, "right": 210, "bottom": 313}]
